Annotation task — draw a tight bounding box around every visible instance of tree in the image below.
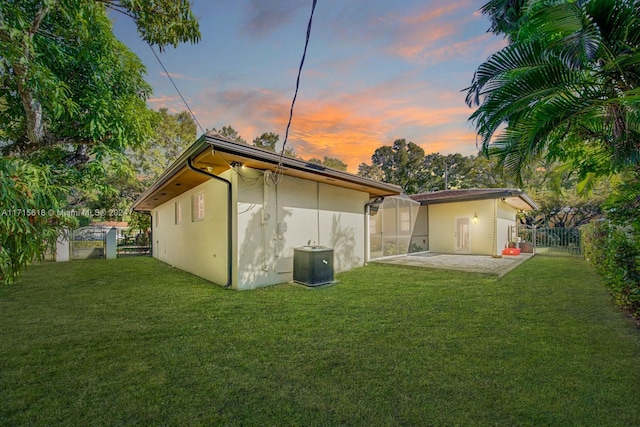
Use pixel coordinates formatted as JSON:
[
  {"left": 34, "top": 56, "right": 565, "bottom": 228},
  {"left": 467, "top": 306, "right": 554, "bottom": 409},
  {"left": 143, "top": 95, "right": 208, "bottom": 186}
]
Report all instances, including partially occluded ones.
[
  {"left": 421, "top": 153, "right": 477, "bottom": 191},
  {"left": 466, "top": 154, "right": 514, "bottom": 188},
  {"left": 308, "top": 156, "right": 348, "bottom": 171},
  {"left": 81, "top": 108, "right": 196, "bottom": 229},
  {"left": 253, "top": 132, "right": 279, "bottom": 151},
  {"left": 517, "top": 159, "right": 611, "bottom": 227},
  {"left": 480, "top": 0, "right": 528, "bottom": 37},
  {"left": 250, "top": 130, "right": 304, "bottom": 158},
  {"left": 604, "top": 170, "right": 640, "bottom": 233},
  {"left": 370, "top": 139, "right": 426, "bottom": 194},
  {"left": 359, "top": 143, "right": 509, "bottom": 191},
  {"left": 133, "top": 108, "right": 197, "bottom": 179},
  {"left": 0, "top": 159, "right": 76, "bottom": 283},
  {"left": 0, "top": 0, "right": 200, "bottom": 156},
  {"left": 0, "top": 0, "right": 200, "bottom": 284},
  {"left": 466, "top": 0, "right": 640, "bottom": 183},
  {"left": 213, "top": 125, "right": 247, "bottom": 144},
  {"left": 357, "top": 163, "right": 385, "bottom": 182}
]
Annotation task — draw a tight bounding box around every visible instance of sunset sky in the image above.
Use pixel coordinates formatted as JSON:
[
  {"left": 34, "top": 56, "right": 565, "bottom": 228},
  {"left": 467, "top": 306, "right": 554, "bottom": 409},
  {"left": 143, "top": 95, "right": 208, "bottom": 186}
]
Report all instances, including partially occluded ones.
[{"left": 112, "top": 0, "right": 505, "bottom": 172}]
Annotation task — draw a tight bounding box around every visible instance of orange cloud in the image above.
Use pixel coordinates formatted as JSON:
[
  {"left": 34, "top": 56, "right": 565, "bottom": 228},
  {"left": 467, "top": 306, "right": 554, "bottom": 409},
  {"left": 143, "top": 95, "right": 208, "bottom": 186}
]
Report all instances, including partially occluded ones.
[
  {"left": 245, "top": 91, "right": 477, "bottom": 172},
  {"left": 403, "top": 0, "right": 473, "bottom": 25},
  {"left": 377, "top": 1, "right": 493, "bottom": 64},
  {"left": 148, "top": 95, "right": 181, "bottom": 104},
  {"left": 268, "top": 101, "right": 391, "bottom": 170},
  {"left": 392, "top": 23, "right": 457, "bottom": 61},
  {"left": 186, "top": 76, "right": 481, "bottom": 174},
  {"left": 159, "top": 72, "right": 204, "bottom": 81},
  {"left": 418, "top": 129, "right": 480, "bottom": 155},
  {"left": 147, "top": 96, "right": 188, "bottom": 114}
]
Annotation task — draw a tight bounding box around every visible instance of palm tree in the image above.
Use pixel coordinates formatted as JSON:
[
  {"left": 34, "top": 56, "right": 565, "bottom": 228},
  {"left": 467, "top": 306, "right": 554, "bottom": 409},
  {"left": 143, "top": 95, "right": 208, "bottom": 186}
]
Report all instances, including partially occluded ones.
[
  {"left": 466, "top": 0, "right": 640, "bottom": 182},
  {"left": 480, "top": 0, "right": 528, "bottom": 37}
]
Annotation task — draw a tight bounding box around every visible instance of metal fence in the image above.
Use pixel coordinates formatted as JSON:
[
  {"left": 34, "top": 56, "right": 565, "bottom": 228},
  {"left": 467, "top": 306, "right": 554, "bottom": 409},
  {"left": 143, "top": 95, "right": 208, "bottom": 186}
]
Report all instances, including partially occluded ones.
[
  {"left": 116, "top": 244, "right": 151, "bottom": 256},
  {"left": 517, "top": 225, "right": 583, "bottom": 258},
  {"left": 116, "top": 234, "right": 151, "bottom": 257}
]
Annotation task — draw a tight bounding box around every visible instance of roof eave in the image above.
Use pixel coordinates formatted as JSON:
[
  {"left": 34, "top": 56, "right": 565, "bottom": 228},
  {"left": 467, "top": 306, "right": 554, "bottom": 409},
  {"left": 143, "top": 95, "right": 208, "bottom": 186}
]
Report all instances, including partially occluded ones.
[
  {"left": 133, "top": 134, "right": 402, "bottom": 212},
  {"left": 203, "top": 134, "right": 402, "bottom": 195},
  {"left": 132, "top": 136, "right": 210, "bottom": 212},
  {"left": 411, "top": 188, "right": 538, "bottom": 211},
  {"left": 517, "top": 192, "right": 539, "bottom": 211}
]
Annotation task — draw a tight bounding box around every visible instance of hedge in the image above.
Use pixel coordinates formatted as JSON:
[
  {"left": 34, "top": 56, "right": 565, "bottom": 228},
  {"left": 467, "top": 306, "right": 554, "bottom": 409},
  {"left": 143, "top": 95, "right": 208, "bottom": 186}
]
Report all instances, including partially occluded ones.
[{"left": 582, "top": 221, "right": 640, "bottom": 319}]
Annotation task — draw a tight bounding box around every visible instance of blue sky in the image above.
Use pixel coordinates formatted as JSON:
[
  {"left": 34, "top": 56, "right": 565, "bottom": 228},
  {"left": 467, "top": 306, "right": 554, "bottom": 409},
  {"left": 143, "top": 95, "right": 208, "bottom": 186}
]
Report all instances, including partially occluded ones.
[{"left": 112, "top": 0, "right": 505, "bottom": 172}]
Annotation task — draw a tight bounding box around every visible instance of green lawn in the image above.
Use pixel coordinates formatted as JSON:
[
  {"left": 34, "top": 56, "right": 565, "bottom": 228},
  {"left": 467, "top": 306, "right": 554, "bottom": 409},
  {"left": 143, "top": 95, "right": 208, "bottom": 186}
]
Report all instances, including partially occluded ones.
[{"left": 1, "top": 257, "right": 639, "bottom": 426}]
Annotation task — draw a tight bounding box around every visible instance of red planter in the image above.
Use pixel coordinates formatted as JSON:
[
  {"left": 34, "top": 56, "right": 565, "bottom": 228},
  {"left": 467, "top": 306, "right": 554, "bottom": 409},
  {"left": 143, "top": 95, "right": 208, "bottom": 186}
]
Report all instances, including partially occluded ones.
[{"left": 502, "top": 248, "right": 521, "bottom": 256}]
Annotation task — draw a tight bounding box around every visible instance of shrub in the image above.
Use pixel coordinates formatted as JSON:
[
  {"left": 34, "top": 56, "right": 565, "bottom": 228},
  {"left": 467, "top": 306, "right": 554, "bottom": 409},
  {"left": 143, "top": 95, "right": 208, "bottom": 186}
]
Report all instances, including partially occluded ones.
[{"left": 582, "top": 221, "right": 640, "bottom": 318}]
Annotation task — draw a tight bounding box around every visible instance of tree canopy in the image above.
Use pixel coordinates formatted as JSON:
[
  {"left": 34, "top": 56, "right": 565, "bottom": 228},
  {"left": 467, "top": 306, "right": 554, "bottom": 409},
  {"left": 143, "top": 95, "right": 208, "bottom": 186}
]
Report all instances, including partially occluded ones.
[
  {"left": 0, "top": 0, "right": 200, "bottom": 284},
  {"left": 253, "top": 132, "right": 279, "bottom": 151},
  {"left": 467, "top": 0, "right": 640, "bottom": 182},
  {"left": 359, "top": 140, "right": 512, "bottom": 193},
  {"left": 308, "top": 156, "right": 348, "bottom": 172},
  {"left": 214, "top": 125, "right": 247, "bottom": 145},
  {"left": 369, "top": 139, "right": 426, "bottom": 194},
  {"left": 133, "top": 108, "right": 197, "bottom": 179},
  {"left": 1, "top": 0, "right": 200, "bottom": 157}
]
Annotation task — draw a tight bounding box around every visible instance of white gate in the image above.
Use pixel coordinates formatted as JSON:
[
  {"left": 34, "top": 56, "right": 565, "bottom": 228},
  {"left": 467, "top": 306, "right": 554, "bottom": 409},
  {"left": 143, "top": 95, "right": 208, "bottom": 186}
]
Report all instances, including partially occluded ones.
[{"left": 71, "top": 227, "right": 106, "bottom": 259}]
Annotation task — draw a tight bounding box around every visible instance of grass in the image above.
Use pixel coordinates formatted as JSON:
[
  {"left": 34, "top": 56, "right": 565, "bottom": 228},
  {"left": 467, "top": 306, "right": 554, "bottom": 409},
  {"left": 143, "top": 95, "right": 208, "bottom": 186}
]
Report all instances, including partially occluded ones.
[{"left": 1, "top": 257, "right": 639, "bottom": 426}]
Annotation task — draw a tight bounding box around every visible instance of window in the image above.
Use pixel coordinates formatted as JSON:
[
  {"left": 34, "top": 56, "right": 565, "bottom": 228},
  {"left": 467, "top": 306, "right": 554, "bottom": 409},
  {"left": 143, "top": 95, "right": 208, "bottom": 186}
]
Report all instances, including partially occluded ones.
[
  {"left": 175, "top": 201, "right": 182, "bottom": 225},
  {"left": 400, "top": 210, "right": 411, "bottom": 233},
  {"left": 192, "top": 193, "right": 204, "bottom": 221}
]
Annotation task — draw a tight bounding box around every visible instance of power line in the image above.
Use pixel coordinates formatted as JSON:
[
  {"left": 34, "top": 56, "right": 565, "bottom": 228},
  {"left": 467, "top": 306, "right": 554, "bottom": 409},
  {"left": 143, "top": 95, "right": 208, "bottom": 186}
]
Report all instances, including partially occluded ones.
[
  {"left": 277, "top": 0, "right": 318, "bottom": 168},
  {"left": 147, "top": 44, "right": 206, "bottom": 135}
]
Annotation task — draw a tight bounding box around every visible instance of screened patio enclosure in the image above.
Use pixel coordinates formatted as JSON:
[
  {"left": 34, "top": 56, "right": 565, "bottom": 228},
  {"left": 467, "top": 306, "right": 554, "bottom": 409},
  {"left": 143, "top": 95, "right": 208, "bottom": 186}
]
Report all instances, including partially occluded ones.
[{"left": 369, "top": 195, "right": 420, "bottom": 259}]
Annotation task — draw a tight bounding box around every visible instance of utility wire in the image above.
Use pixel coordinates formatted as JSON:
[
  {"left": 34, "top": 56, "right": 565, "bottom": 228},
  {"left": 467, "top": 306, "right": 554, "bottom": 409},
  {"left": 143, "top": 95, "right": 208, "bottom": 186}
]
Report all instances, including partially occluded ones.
[
  {"left": 276, "top": 0, "right": 318, "bottom": 169},
  {"left": 147, "top": 44, "right": 206, "bottom": 135}
]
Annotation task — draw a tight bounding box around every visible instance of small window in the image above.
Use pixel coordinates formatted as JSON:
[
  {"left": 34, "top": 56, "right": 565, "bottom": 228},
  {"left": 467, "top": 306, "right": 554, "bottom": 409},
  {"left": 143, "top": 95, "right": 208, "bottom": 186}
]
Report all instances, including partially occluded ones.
[
  {"left": 192, "top": 193, "right": 205, "bottom": 222},
  {"left": 175, "top": 202, "right": 182, "bottom": 225}
]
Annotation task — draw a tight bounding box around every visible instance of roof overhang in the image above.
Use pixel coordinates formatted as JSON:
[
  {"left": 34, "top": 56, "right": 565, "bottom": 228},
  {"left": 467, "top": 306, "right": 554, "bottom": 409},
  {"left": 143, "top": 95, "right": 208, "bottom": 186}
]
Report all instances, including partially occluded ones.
[
  {"left": 133, "top": 134, "right": 403, "bottom": 212},
  {"left": 410, "top": 189, "right": 538, "bottom": 211}
]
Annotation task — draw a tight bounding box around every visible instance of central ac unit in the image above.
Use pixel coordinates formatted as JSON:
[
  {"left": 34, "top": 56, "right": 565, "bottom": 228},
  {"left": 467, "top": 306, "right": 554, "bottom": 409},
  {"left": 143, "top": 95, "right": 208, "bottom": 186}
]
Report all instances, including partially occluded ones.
[{"left": 293, "top": 246, "right": 334, "bottom": 286}]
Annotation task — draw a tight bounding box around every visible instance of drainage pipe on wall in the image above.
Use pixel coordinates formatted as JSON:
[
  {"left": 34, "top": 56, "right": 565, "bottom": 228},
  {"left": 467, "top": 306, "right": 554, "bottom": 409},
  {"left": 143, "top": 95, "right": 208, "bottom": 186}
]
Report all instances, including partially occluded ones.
[
  {"left": 187, "top": 158, "right": 233, "bottom": 288},
  {"left": 364, "top": 197, "right": 384, "bottom": 263}
]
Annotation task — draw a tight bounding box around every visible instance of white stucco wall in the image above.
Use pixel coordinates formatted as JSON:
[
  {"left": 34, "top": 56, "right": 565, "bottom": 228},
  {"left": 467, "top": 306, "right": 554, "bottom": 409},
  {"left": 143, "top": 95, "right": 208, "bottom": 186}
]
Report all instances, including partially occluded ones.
[
  {"left": 496, "top": 199, "right": 518, "bottom": 252},
  {"left": 152, "top": 171, "right": 230, "bottom": 286},
  {"left": 427, "top": 199, "right": 520, "bottom": 255},
  {"left": 427, "top": 200, "right": 495, "bottom": 255},
  {"left": 151, "top": 167, "right": 371, "bottom": 290},
  {"left": 235, "top": 170, "right": 368, "bottom": 290}
]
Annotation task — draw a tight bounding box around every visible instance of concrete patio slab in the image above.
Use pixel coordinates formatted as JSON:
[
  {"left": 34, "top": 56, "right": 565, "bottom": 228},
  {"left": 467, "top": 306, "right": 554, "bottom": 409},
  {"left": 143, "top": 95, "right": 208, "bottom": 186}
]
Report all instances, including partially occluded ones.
[{"left": 371, "top": 252, "right": 534, "bottom": 278}]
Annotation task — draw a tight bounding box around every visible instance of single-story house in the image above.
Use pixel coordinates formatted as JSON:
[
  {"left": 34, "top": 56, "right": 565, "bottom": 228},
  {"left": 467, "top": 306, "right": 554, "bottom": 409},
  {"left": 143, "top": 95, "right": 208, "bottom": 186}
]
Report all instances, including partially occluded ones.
[
  {"left": 133, "top": 133, "right": 538, "bottom": 289},
  {"left": 133, "top": 133, "right": 404, "bottom": 290},
  {"left": 408, "top": 189, "right": 539, "bottom": 256}
]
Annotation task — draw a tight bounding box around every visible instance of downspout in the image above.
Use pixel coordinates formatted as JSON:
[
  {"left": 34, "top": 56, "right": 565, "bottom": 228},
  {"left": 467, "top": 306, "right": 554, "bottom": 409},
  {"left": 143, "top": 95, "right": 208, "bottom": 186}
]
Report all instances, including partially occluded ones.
[
  {"left": 187, "top": 158, "right": 233, "bottom": 288},
  {"left": 492, "top": 198, "right": 498, "bottom": 258},
  {"left": 364, "top": 197, "right": 384, "bottom": 263},
  {"left": 149, "top": 212, "right": 153, "bottom": 258}
]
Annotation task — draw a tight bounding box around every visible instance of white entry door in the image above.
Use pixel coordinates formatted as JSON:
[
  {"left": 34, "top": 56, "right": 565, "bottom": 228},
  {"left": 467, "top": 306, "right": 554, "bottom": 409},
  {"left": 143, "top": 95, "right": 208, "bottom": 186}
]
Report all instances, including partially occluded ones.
[{"left": 454, "top": 217, "right": 470, "bottom": 253}]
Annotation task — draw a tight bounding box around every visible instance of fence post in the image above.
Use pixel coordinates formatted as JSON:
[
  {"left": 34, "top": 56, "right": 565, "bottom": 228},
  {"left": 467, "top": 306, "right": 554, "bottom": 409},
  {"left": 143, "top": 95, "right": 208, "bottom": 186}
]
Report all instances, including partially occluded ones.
[
  {"left": 55, "top": 228, "right": 70, "bottom": 262},
  {"left": 105, "top": 227, "right": 117, "bottom": 259}
]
